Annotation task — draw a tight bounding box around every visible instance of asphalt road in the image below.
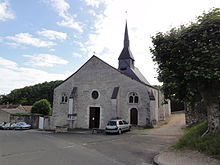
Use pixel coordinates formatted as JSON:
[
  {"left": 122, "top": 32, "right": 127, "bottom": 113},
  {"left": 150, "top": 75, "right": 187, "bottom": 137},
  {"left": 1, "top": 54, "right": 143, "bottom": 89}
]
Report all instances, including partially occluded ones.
[{"left": 0, "top": 114, "right": 185, "bottom": 165}]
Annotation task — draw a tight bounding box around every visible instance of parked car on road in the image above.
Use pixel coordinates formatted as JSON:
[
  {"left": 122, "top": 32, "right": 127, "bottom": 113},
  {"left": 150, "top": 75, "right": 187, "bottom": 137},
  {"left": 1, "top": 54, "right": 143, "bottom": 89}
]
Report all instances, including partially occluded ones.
[
  {"left": 105, "top": 119, "right": 131, "bottom": 134},
  {"left": 2, "top": 122, "right": 11, "bottom": 130},
  {"left": 10, "top": 123, "right": 17, "bottom": 130},
  {"left": 0, "top": 122, "right": 6, "bottom": 129},
  {"left": 15, "top": 122, "right": 31, "bottom": 130}
]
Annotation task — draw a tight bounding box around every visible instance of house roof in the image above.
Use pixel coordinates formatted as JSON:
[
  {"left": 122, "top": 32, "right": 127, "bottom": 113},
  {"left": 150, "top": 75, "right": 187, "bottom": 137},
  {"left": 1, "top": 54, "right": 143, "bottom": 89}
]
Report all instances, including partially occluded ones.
[
  {"left": 22, "top": 106, "right": 32, "bottom": 113},
  {"left": 0, "top": 105, "right": 20, "bottom": 109},
  {"left": 0, "top": 105, "right": 31, "bottom": 114},
  {"left": 1, "top": 108, "right": 26, "bottom": 114}
]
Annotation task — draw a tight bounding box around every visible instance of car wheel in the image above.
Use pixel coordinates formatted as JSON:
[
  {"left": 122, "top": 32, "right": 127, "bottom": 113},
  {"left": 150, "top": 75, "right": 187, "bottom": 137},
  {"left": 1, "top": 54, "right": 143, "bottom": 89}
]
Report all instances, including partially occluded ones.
[{"left": 118, "top": 129, "right": 122, "bottom": 135}]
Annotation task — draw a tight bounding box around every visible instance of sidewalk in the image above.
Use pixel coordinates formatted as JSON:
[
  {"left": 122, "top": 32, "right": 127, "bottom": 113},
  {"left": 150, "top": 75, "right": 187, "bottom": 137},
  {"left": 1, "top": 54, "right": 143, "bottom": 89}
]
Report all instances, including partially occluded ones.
[
  {"left": 154, "top": 150, "right": 220, "bottom": 165},
  {"left": 149, "top": 113, "right": 220, "bottom": 165}
]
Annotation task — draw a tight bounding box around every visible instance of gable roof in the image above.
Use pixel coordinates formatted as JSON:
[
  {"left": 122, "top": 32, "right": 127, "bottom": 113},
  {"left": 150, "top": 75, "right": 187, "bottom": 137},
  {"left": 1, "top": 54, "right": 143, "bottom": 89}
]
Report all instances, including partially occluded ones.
[
  {"left": 0, "top": 105, "right": 20, "bottom": 109},
  {"left": 56, "top": 55, "right": 158, "bottom": 90},
  {"left": 22, "top": 106, "right": 32, "bottom": 113},
  {"left": 1, "top": 107, "right": 27, "bottom": 114}
]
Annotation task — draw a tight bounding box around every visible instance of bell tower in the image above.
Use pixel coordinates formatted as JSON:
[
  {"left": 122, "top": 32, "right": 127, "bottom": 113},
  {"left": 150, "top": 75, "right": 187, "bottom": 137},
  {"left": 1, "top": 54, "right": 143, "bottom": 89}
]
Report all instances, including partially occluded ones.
[{"left": 118, "top": 21, "right": 135, "bottom": 70}]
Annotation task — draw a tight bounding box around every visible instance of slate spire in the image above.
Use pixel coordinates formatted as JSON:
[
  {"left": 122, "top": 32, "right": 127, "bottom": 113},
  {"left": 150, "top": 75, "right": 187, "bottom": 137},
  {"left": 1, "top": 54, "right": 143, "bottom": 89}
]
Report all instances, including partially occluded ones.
[
  {"left": 118, "top": 21, "right": 134, "bottom": 61},
  {"left": 124, "top": 21, "right": 129, "bottom": 48}
]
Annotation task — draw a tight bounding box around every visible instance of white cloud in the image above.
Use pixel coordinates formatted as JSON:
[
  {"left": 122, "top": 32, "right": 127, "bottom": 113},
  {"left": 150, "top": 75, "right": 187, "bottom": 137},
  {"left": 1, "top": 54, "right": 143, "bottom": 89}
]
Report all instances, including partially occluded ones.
[
  {"left": 57, "top": 19, "right": 83, "bottom": 32},
  {"left": 88, "top": 9, "right": 97, "bottom": 17},
  {"left": 0, "top": 57, "right": 70, "bottom": 94},
  {"left": 83, "top": 0, "right": 107, "bottom": 8},
  {"left": 23, "top": 53, "right": 68, "bottom": 67},
  {"left": 49, "top": 48, "right": 55, "bottom": 52},
  {"left": 6, "top": 33, "right": 55, "bottom": 47},
  {"left": 37, "top": 29, "right": 67, "bottom": 40},
  {"left": 83, "top": 0, "right": 220, "bottom": 85},
  {"left": 72, "top": 52, "right": 83, "bottom": 58},
  {"left": 0, "top": 0, "right": 15, "bottom": 21},
  {"left": 43, "top": 0, "right": 83, "bottom": 32},
  {"left": 73, "top": 40, "right": 84, "bottom": 48},
  {"left": 0, "top": 57, "right": 18, "bottom": 69}
]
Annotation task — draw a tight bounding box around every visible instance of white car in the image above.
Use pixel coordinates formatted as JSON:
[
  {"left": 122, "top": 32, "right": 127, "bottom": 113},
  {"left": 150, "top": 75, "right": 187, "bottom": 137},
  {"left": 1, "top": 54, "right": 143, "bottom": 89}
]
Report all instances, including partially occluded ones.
[
  {"left": 0, "top": 122, "right": 6, "bottom": 129},
  {"left": 2, "top": 122, "right": 11, "bottom": 130},
  {"left": 15, "top": 122, "right": 31, "bottom": 130},
  {"left": 10, "top": 123, "right": 17, "bottom": 130},
  {"left": 105, "top": 119, "right": 131, "bottom": 134}
]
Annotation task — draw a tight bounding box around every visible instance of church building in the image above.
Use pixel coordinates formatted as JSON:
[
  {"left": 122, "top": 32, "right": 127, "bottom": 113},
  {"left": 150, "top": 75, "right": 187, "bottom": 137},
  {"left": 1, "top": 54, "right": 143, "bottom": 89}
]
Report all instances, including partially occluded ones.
[{"left": 51, "top": 22, "right": 171, "bottom": 130}]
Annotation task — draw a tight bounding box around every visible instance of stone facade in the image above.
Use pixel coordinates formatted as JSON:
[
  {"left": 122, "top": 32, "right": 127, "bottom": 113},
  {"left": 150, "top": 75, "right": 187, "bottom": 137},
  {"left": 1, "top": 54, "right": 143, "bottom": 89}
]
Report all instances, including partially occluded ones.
[
  {"left": 51, "top": 56, "right": 170, "bottom": 130},
  {"left": 51, "top": 22, "right": 171, "bottom": 130}
]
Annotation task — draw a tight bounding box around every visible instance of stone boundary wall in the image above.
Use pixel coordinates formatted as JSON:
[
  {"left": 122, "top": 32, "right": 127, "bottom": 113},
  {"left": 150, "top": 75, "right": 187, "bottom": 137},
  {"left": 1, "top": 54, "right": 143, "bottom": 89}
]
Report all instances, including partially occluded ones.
[
  {"left": 185, "top": 101, "right": 207, "bottom": 127},
  {"left": 10, "top": 115, "right": 40, "bottom": 129}
]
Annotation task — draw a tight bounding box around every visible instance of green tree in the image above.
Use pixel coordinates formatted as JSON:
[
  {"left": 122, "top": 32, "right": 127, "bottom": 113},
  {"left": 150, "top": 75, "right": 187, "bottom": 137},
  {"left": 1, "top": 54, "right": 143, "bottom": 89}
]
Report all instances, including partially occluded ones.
[
  {"left": 31, "top": 99, "right": 51, "bottom": 116},
  {"left": 151, "top": 8, "right": 220, "bottom": 133},
  {"left": 0, "top": 80, "right": 62, "bottom": 105}
]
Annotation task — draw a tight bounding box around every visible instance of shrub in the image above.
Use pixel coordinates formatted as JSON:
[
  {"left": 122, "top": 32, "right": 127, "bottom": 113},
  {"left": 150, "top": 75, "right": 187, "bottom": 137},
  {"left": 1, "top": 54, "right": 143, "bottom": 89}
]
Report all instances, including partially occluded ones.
[{"left": 31, "top": 99, "right": 51, "bottom": 116}]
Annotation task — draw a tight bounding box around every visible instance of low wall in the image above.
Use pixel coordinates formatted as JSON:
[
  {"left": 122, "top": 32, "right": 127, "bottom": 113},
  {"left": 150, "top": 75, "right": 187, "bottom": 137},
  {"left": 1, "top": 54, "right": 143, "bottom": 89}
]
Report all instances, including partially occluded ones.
[
  {"left": 44, "top": 116, "right": 54, "bottom": 130},
  {"left": 0, "top": 110, "right": 10, "bottom": 122},
  {"left": 185, "top": 101, "right": 207, "bottom": 126},
  {"left": 10, "top": 115, "right": 40, "bottom": 129}
]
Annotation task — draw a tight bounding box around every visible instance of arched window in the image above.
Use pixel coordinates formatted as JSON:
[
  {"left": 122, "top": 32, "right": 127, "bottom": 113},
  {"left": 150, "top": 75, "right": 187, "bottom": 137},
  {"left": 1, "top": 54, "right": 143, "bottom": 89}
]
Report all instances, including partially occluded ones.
[
  {"left": 65, "top": 96, "right": 68, "bottom": 102},
  {"left": 129, "top": 96, "right": 133, "bottom": 103},
  {"left": 134, "top": 96, "right": 139, "bottom": 103},
  {"left": 128, "top": 92, "right": 139, "bottom": 104},
  {"left": 61, "top": 94, "right": 68, "bottom": 103}
]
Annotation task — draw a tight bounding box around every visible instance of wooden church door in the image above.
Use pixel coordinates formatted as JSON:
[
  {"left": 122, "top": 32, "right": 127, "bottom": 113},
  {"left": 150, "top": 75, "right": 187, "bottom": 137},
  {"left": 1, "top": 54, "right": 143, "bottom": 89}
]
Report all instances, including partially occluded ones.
[
  {"left": 89, "top": 107, "right": 100, "bottom": 128},
  {"left": 130, "top": 108, "right": 138, "bottom": 125}
]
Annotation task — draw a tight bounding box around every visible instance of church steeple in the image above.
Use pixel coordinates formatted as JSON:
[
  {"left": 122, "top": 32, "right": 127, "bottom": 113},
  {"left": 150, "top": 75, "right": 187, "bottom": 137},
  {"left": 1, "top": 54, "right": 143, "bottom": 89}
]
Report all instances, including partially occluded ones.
[
  {"left": 124, "top": 21, "right": 129, "bottom": 48},
  {"left": 118, "top": 21, "right": 135, "bottom": 70}
]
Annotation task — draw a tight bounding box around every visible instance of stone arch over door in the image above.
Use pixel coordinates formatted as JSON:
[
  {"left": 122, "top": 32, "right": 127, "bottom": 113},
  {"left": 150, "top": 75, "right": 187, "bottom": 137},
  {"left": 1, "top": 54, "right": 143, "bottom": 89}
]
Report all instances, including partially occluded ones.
[{"left": 130, "top": 108, "right": 138, "bottom": 125}]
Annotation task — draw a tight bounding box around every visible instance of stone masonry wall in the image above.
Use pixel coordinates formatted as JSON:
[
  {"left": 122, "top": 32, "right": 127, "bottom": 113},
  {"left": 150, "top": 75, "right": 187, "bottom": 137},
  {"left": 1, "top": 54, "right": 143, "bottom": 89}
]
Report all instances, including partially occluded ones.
[
  {"left": 52, "top": 56, "right": 154, "bottom": 129},
  {"left": 185, "top": 101, "right": 207, "bottom": 127}
]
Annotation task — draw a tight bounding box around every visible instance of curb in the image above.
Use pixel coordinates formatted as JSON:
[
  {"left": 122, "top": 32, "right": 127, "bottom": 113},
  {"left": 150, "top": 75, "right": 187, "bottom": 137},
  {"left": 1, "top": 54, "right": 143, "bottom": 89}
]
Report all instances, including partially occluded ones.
[{"left": 153, "top": 154, "right": 165, "bottom": 165}]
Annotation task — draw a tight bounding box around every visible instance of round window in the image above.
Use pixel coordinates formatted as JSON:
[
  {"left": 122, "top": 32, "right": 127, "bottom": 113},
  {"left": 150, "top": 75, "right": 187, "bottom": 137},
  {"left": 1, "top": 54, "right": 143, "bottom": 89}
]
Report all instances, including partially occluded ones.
[{"left": 91, "top": 91, "right": 99, "bottom": 99}]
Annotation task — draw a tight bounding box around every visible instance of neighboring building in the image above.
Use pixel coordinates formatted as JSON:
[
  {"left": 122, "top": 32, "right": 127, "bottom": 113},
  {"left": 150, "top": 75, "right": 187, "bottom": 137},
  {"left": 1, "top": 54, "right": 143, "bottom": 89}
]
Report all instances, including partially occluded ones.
[
  {"left": 0, "top": 105, "right": 39, "bottom": 128},
  {"left": 22, "top": 106, "right": 32, "bottom": 113},
  {"left": 51, "top": 22, "right": 171, "bottom": 130},
  {"left": 0, "top": 105, "right": 28, "bottom": 122}
]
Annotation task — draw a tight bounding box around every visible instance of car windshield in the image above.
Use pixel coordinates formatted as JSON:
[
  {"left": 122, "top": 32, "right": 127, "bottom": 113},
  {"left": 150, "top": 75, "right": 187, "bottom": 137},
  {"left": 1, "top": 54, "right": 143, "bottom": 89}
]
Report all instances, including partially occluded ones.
[
  {"left": 107, "top": 121, "right": 116, "bottom": 126},
  {"left": 123, "top": 121, "right": 128, "bottom": 124}
]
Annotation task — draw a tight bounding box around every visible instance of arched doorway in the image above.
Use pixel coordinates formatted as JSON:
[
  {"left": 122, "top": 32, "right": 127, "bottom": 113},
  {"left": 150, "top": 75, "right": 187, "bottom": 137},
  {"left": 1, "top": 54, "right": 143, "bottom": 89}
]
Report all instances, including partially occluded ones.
[{"left": 130, "top": 108, "right": 138, "bottom": 125}]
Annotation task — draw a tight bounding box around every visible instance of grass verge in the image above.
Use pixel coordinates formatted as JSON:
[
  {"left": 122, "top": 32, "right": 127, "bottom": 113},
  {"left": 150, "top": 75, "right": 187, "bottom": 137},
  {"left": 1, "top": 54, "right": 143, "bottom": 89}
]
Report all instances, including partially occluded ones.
[
  {"left": 15, "top": 113, "right": 43, "bottom": 116},
  {"left": 173, "top": 120, "right": 220, "bottom": 159}
]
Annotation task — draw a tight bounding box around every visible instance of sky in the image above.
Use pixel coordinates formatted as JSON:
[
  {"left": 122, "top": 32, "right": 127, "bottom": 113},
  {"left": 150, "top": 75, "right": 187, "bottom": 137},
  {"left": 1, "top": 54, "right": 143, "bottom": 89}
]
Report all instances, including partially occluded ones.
[{"left": 0, "top": 0, "right": 219, "bottom": 95}]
